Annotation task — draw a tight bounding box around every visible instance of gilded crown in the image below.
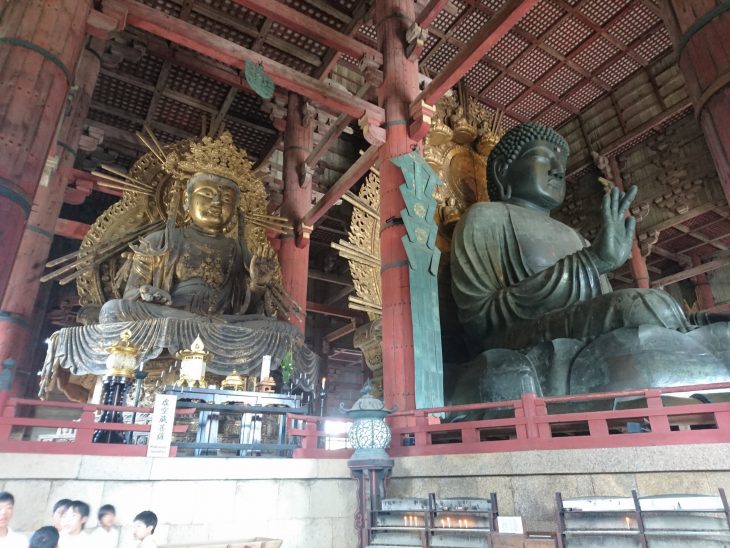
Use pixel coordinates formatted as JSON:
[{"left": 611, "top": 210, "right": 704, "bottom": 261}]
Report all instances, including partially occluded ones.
[{"left": 163, "top": 132, "right": 254, "bottom": 190}]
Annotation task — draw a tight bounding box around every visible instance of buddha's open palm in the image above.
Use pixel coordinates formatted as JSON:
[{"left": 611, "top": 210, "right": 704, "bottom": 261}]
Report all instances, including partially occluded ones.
[{"left": 589, "top": 185, "right": 638, "bottom": 274}]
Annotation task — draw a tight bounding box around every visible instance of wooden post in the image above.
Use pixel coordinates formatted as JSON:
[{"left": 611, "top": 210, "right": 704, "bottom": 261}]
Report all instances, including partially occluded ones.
[
  {"left": 610, "top": 157, "right": 650, "bottom": 288},
  {"left": 692, "top": 255, "right": 716, "bottom": 310},
  {"left": 278, "top": 93, "right": 313, "bottom": 333},
  {"left": 660, "top": 3, "right": 730, "bottom": 204},
  {"left": 0, "top": 41, "right": 103, "bottom": 395},
  {"left": 376, "top": 0, "right": 420, "bottom": 416},
  {"left": 0, "top": 0, "right": 91, "bottom": 302}
]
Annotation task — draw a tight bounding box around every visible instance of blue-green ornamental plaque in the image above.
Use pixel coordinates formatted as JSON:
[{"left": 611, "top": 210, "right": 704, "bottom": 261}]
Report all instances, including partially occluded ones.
[
  {"left": 391, "top": 151, "right": 445, "bottom": 410},
  {"left": 245, "top": 60, "right": 274, "bottom": 100}
]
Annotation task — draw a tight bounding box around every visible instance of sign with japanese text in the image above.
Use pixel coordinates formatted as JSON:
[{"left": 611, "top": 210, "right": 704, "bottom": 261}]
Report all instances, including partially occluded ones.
[{"left": 146, "top": 394, "right": 177, "bottom": 457}]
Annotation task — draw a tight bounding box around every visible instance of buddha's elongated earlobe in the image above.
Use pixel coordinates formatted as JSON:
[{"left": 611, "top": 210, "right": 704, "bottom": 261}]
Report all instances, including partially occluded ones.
[{"left": 492, "top": 158, "right": 511, "bottom": 201}]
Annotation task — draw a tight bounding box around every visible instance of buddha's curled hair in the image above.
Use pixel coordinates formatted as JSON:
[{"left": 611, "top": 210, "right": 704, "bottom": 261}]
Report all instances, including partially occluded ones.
[{"left": 487, "top": 122, "right": 569, "bottom": 202}]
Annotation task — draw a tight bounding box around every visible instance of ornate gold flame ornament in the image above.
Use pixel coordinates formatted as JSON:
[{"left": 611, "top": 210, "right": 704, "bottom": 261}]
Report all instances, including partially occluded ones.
[{"left": 334, "top": 89, "right": 504, "bottom": 395}]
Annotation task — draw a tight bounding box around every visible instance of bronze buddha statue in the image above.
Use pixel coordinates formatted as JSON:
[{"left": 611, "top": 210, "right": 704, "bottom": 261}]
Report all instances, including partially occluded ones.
[{"left": 448, "top": 123, "right": 730, "bottom": 402}]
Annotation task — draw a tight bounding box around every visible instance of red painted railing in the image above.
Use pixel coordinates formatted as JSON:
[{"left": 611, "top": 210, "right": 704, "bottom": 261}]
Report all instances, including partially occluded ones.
[
  {"left": 288, "top": 382, "right": 730, "bottom": 458},
  {"left": 0, "top": 398, "right": 191, "bottom": 456}
]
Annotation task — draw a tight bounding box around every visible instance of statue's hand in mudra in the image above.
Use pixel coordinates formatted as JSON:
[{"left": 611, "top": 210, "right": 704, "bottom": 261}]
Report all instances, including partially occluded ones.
[
  {"left": 589, "top": 185, "right": 638, "bottom": 274},
  {"left": 138, "top": 284, "right": 173, "bottom": 305},
  {"left": 249, "top": 256, "right": 276, "bottom": 288}
]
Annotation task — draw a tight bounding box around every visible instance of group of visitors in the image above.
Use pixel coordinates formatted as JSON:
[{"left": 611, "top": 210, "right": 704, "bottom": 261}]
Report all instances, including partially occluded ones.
[{"left": 0, "top": 492, "right": 158, "bottom": 547}]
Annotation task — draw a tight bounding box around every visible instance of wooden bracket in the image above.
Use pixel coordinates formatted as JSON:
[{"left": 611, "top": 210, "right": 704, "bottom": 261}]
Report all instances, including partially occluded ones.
[
  {"left": 87, "top": 0, "right": 127, "bottom": 39},
  {"left": 295, "top": 221, "right": 314, "bottom": 248},
  {"left": 358, "top": 114, "right": 386, "bottom": 146},
  {"left": 408, "top": 100, "right": 435, "bottom": 142},
  {"left": 406, "top": 23, "right": 428, "bottom": 60},
  {"left": 359, "top": 55, "right": 383, "bottom": 89}
]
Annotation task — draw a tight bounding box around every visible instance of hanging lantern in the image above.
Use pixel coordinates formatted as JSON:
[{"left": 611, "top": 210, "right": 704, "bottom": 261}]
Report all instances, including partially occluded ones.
[
  {"left": 341, "top": 380, "right": 395, "bottom": 460},
  {"left": 175, "top": 335, "right": 210, "bottom": 388}
]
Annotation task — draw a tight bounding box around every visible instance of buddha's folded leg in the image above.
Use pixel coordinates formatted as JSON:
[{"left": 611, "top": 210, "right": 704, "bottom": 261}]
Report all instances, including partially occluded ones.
[{"left": 491, "top": 288, "right": 691, "bottom": 350}]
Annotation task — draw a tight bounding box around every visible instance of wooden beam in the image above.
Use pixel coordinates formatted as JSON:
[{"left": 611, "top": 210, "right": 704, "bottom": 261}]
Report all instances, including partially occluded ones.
[
  {"left": 417, "top": 0, "right": 450, "bottom": 27},
  {"left": 315, "top": 2, "right": 371, "bottom": 80},
  {"left": 418, "top": 0, "right": 540, "bottom": 104},
  {"left": 307, "top": 301, "right": 360, "bottom": 320},
  {"left": 230, "top": 0, "right": 382, "bottom": 64},
  {"left": 567, "top": 99, "right": 694, "bottom": 177},
  {"left": 325, "top": 284, "right": 354, "bottom": 305},
  {"left": 122, "top": 0, "right": 384, "bottom": 125},
  {"left": 303, "top": 144, "right": 380, "bottom": 226},
  {"left": 324, "top": 320, "right": 357, "bottom": 343},
  {"left": 650, "top": 245, "right": 691, "bottom": 266},
  {"left": 306, "top": 85, "right": 370, "bottom": 167},
  {"left": 308, "top": 269, "right": 353, "bottom": 287},
  {"left": 651, "top": 256, "right": 730, "bottom": 288},
  {"left": 55, "top": 219, "right": 91, "bottom": 240}
]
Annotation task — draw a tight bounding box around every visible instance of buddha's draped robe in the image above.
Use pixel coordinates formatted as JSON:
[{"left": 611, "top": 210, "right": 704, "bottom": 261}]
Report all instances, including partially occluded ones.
[
  {"left": 451, "top": 202, "right": 689, "bottom": 351},
  {"left": 100, "top": 226, "right": 259, "bottom": 323}
]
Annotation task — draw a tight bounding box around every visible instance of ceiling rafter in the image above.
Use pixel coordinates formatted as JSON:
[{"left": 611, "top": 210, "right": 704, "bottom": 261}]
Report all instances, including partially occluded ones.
[
  {"left": 121, "top": 0, "right": 384, "bottom": 125},
  {"left": 230, "top": 0, "right": 382, "bottom": 65},
  {"left": 418, "top": 0, "right": 542, "bottom": 105},
  {"left": 98, "top": 67, "right": 276, "bottom": 136}
]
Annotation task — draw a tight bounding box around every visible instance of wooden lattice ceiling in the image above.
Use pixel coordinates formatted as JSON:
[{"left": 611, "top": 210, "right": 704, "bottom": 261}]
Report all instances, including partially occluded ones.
[{"left": 81, "top": 0, "right": 673, "bottom": 190}]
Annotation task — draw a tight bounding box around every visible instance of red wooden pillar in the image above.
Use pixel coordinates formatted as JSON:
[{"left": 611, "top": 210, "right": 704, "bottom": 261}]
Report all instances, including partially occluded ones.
[
  {"left": 661, "top": 3, "right": 730, "bottom": 204},
  {"left": 610, "top": 157, "right": 650, "bottom": 288},
  {"left": 0, "top": 41, "right": 103, "bottom": 396},
  {"left": 278, "top": 93, "right": 313, "bottom": 333},
  {"left": 0, "top": 0, "right": 90, "bottom": 302},
  {"left": 692, "top": 255, "right": 716, "bottom": 310},
  {"left": 376, "top": 0, "right": 420, "bottom": 413}
]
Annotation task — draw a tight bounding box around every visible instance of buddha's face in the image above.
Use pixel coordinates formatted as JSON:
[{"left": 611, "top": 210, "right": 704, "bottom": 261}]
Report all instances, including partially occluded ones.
[
  {"left": 187, "top": 177, "right": 238, "bottom": 234},
  {"left": 506, "top": 139, "right": 567, "bottom": 211}
]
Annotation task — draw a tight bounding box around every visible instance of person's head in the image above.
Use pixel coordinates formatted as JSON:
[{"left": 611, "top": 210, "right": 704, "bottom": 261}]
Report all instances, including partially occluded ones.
[
  {"left": 97, "top": 504, "right": 116, "bottom": 529},
  {"left": 29, "top": 525, "right": 60, "bottom": 548},
  {"left": 487, "top": 122, "right": 569, "bottom": 212},
  {"left": 51, "top": 499, "right": 72, "bottom": 530},
  {"left": 0, "top": 492, "right": 14, "bottom": 532},
  {"left": 133, "top": 511, "right": 157, "bottom": 541},
  {"left": 184, "top": 173, "right": 240, "bottom": 234},
  {"left": 61, "top": 500, "right": 89, "bottom": 535}
]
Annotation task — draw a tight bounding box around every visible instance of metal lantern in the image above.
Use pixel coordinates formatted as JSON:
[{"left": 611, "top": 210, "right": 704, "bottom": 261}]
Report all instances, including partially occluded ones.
[
  {"left": 95, "top": 329, "right": 139, "bottom": 444},
  {"left": 341, "top": 380, "right": 395, "bottom": 460},
  {"left": 175, "top": 335, "right": 210, "bottom": 387},
  {"left": 104, "top": 329, "right": 138, "bottom": 377}
]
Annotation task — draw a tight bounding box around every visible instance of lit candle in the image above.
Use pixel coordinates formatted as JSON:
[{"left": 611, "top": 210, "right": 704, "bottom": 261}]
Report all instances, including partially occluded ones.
[
  {"left": 321, "top": 376, "right": 326, "bottom": 390},
  {"left": 440, "top": 519, "right": 445, "bottom": 528},
  {"left": 403, "top": 516, "right": 407, "bottom": 527},
  {"left": 625, "top": 517, "right": 631, "bottom": 529},
  {"left": 447, "top": 517, "right": 451, "bottom": 528}
]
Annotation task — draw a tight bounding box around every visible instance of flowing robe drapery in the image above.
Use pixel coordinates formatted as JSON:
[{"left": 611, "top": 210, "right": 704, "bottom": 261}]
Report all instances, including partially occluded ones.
[{"left": 451, "top": 202, "right": 689, "bottom": 351}]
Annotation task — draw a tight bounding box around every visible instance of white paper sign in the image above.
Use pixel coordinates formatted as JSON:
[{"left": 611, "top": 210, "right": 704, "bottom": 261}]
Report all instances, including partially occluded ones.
[
  {"left": 497, "top": 516, "right": 524, "bottom": 534},
  {"left": 260, "top": 355, "right": 271, "bottom": 380},
  {"left": 146, "top": 394, "right": 177, "bottom": 457}
]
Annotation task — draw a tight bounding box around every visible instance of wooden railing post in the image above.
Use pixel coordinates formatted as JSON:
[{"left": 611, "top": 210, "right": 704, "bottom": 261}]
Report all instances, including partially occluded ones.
[
  {"left": 414, "top": 412, "right": 429, "bottom": 447},
  {"left": 520, "top": 392, "right": 540, "bottom": 439},
  {"left": 74, "top": 405, "right": 97, "bottom": 446},
  {"left": 0, "top": 396, "right": 16, "bottom": 441},
  {"left": 645, "top": 388, "right": 671, "bottom": 434}
]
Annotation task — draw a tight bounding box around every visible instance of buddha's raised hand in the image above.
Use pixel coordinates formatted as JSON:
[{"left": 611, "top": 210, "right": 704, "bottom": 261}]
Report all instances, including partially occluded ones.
[{"left": 588, "top": 185, "right": 638, "bottom": 274}]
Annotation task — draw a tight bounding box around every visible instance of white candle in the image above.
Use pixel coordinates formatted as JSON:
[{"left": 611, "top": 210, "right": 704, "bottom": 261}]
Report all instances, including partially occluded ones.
[
  {"left": 260, "top": 355, "right": 271, "bottom": 380},
  {"left": 321, "top": 377, "right": 326, "bottom": 390}
]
